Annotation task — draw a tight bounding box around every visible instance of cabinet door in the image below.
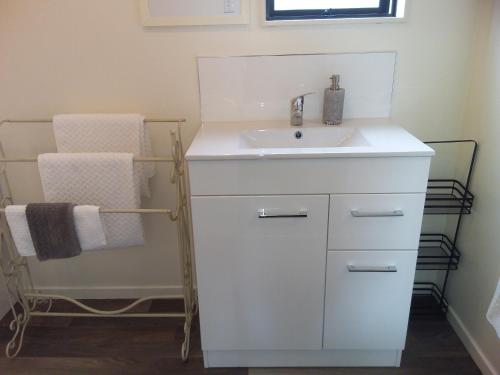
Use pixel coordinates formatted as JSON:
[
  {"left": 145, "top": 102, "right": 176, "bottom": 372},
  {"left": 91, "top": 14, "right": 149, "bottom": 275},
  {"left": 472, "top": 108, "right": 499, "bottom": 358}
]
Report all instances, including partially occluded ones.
[
  {"left": 191, "top": 195, "right": 329, "bottom": 351},
  {"left": 323, "top": 251, "right": 417, "bottom": 350}
]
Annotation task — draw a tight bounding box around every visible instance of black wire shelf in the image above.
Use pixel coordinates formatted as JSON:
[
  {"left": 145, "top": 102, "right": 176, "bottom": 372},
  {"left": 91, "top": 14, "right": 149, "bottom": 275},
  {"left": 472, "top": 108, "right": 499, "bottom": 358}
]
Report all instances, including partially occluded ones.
[
  {"left": 412, "top": 140, "right": 478, "bottom": 317},
  {"left": 424, "top": 179, "right": 474, "bottom": 215},
  {"left": 411, "top": 282, "right": 449, "bottom": 315},
  {"left": 417, "top": 234, "right": 461, "bottom": 270}
]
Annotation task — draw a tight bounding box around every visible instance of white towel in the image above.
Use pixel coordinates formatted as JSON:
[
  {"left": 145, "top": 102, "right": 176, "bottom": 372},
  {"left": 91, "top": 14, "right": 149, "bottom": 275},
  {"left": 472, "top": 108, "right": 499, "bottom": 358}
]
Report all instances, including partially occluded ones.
[
  {"left": 487, "top": 278, "right": 500, "bottom": 339},
  {"left": 5, "top": 205, "right": 107, "bottom": 257},
  {"left": 53, "top": 114, "right": 155, "bottom": 198},
  {"left": 73, "top": 205, "right": 108, "bottom": 251},
  {"left": 37, "top": 153, "right": 144, "bottom": 249}
]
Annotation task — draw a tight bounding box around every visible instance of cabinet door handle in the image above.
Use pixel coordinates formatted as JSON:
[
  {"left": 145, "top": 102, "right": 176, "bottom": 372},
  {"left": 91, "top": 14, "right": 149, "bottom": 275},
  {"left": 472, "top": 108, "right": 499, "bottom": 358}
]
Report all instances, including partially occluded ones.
[
  {"left": 351, "top": 209, "right": 404, "bottom": 218},
  {"left": 258, "top": 208, "right": 308, "bottom": 219},
  {"left": 347, "top": 265, "right": 398, "bottom": 273}
]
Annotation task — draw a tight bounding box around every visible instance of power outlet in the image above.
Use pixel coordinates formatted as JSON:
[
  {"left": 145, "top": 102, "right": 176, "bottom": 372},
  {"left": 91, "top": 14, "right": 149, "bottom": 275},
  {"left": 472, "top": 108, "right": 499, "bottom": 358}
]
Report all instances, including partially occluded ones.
[{"left": 224, "top": 0, "right": 236, "bottom": 14}]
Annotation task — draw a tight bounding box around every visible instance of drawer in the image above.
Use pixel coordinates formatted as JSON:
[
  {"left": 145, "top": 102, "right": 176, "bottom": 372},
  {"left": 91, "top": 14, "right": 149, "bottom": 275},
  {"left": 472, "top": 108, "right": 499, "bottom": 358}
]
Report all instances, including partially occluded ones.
[
  {"left": 328, "top": 193, "right": 425, "bottom": 250},
  {"left": 323, "top": 250, "right": 417, "bottom": 350},
  {"left": 188, "top": 157, "right": 432, "bottom": 196}
]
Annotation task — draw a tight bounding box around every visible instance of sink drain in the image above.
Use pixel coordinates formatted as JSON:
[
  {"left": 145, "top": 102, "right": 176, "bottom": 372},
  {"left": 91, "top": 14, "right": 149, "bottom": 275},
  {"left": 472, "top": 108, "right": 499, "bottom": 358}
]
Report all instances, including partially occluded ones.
[{"left": 295, "top": 131, "right": 303, "bottom": 139}]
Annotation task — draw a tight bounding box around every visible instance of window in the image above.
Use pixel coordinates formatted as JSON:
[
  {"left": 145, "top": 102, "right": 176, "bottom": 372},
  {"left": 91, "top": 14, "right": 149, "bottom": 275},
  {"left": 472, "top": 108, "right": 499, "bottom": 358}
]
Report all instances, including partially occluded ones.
[{"left": 266, "top": 0, "right": 398, "bottom": 21}]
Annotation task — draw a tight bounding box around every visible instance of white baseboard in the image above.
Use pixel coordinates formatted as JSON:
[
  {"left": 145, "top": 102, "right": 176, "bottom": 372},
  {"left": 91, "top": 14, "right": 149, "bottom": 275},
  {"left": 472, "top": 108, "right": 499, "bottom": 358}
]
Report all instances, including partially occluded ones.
[
  {"left": 0, "top": 285, "right": 186, "bottom": 320},
  {"left": 32, "top": 285, "right": 184, "bottom": 299},
  {"left": 448, "top": 306, "right": 499, "bottom": 375}
]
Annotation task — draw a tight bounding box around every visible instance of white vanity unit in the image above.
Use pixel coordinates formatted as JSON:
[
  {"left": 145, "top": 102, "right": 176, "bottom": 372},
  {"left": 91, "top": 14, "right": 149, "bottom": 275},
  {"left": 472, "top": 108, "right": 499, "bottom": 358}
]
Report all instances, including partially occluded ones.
[{"left": 186, "top": 119, "right": 435, "bottom": 368}]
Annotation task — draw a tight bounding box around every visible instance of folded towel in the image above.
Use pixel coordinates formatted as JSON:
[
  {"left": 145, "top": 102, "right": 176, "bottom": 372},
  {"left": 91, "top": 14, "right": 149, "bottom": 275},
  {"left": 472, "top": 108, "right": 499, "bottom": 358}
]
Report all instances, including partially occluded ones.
[
  {"left": 73, "top": 205, "right": 107, "bottom": 251},
  {"left": 38, "top": 153, "right": 144, "bottom": 249},
  {"left": 487, "top": 278, "right": 500, "bottom": 339},
  {"left": 53, "top": 114, "right": 155, "bottom": 198},
  {"left": 5, "top": 205, "right": 107, "bottom": 257},
  {"left": 25, "top": 203, "right": 81, "bottom": 261},
  {"left": 5, "top": 206, "right": 36, "bottom": 257}
]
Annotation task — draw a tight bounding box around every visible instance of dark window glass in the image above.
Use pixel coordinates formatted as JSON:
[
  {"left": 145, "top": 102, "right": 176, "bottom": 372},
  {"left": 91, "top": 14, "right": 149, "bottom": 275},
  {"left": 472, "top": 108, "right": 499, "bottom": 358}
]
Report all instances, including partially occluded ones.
[{"left": 266, "top": 0, "right": 398, "bottom": 21}]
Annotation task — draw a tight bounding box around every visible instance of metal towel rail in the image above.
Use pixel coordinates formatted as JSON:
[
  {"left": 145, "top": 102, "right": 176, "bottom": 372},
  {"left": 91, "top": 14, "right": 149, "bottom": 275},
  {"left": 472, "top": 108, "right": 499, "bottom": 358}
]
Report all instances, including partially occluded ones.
[{"left": 0, "top": 118, "right": 196, "bottom": 361}]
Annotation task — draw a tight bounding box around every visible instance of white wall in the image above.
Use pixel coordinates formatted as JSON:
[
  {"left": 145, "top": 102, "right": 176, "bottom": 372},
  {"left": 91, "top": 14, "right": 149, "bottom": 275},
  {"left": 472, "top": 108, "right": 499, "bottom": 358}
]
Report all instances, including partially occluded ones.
[
  {"left": 447, "top": 1, "right": 500, "bottom": 374},
  {"left": 0, "top": 218, "right": 10, "bottom": 318},
  {"left": 0, "top": 0, "right": 487, "bottom": 297},
  {"left": 0, "top": 185, "right": 12, "bottom": 318}
]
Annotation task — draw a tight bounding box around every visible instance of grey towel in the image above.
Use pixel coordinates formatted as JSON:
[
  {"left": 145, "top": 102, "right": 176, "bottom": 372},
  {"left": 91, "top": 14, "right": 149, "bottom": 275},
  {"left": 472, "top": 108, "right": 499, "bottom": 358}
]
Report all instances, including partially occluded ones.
[{"left": 26, "top": 203, "right": 82, "bottom": 261}]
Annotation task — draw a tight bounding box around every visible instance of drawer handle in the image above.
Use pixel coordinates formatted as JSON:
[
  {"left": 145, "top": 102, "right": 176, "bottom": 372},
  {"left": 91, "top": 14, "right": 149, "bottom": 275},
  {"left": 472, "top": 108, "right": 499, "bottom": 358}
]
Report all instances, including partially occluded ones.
[
  {"left": 347, "top": 265, "right": 398, "bottom": 273},
  {"left": 351, "top": 209, "right": 404, "bottom": 218},
  {"left": 258, "top": 208, "right": 308, "bottom": 219}
]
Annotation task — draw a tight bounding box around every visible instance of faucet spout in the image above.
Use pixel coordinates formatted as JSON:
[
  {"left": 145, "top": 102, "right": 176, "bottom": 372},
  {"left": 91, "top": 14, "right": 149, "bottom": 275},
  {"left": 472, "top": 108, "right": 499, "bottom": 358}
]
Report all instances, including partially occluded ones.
[{"left": 290, "top": 92, "right": 314, "bottom": 126}]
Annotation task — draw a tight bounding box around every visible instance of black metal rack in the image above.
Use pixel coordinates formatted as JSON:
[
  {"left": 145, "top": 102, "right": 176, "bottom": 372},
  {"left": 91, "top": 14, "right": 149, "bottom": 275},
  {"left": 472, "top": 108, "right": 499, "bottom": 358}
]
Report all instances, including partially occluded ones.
[
  {"left": 417, "top": 234, "right": 461, "bottom": 270},
  {"left": 425, "top": 179, "right": 474, "bottom": 215},
  {"left": 412, "top": 282, "right": 449, "bottom": 315},
  {"left": 412, "top": 140, "right": 478, "bottom": 314}
]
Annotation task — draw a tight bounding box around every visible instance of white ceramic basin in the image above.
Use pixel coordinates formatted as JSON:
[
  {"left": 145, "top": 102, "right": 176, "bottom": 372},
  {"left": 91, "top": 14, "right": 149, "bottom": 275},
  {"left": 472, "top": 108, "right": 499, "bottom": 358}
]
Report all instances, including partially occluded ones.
[
  {"left": 186, "top": 119, "right": 435, "bottom": 160},
  {"left": 241, "top": 127, "right": 370, "bottom": 149}
]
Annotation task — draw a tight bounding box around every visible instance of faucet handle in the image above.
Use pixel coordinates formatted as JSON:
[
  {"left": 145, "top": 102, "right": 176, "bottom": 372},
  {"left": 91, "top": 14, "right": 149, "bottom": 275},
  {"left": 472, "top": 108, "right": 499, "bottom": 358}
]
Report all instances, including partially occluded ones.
[{"left": 291, "top": 92, "right": 315, "bottom": 110}]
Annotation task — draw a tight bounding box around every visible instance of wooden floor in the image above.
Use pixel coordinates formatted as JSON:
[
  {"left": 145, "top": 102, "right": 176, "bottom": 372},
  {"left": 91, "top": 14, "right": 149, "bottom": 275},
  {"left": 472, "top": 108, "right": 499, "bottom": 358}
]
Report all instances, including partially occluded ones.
[{"left": 0, "top": 299, "right": 482, "bottom": 375}]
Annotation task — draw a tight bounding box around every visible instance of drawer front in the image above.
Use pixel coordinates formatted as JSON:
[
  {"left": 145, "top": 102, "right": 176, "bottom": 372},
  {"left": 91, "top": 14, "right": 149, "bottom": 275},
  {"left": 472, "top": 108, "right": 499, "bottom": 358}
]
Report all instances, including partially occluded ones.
[
  {"left": 191, "top": 195, "right": 329, "bottom": 351},
  {"left": 323, "top": 251, "right": 417, "bottom": 350},
  {"left": 328, "top": 193, "right": 425, "bottom": 250},
  {"left": 188, "top": 157, "right": 432, "bottom": 196}
]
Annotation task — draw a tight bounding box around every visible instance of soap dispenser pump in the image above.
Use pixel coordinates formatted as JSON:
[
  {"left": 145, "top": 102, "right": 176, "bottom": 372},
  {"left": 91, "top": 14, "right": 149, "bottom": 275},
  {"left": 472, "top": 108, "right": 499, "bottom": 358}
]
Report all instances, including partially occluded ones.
[{"left": 323, "top": 74, "right": 345, "bottom": 126}]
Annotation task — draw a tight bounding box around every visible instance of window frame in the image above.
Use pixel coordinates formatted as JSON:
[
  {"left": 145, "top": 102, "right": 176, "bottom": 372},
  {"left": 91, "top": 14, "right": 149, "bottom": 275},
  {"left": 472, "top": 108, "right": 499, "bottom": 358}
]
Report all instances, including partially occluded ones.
[{"left": 266, "top": 0, "right": 398, "bottom": 21}]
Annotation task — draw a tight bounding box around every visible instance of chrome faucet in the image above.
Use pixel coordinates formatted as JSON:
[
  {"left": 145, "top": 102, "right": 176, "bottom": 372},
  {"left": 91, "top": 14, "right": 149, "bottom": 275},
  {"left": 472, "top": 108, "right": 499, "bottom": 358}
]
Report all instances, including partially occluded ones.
[{"left": 290, "top": 93, "right": 314, "bottom": 126}]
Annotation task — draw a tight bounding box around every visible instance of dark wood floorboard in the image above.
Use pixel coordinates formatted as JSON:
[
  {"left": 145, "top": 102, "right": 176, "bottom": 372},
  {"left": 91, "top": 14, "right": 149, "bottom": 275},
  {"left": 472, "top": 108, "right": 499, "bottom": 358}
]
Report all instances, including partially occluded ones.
[{"left": 0, "top": 298, "right": 481, "bottom": 375}]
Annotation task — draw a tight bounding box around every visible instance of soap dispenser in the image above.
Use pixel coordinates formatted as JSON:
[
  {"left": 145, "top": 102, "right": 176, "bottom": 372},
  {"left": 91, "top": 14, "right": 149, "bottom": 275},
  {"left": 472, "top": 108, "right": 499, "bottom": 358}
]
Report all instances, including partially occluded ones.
[{"left": 323, "top": 74, "right": 345, "bottom": 126}]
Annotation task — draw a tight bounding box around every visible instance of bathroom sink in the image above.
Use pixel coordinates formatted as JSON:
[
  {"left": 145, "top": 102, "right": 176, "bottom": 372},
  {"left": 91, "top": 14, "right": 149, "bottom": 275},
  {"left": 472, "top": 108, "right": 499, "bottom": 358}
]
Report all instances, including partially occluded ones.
[
  {"left": 240, "top": 127, "right": 370, "bottom": 149},
  {"left": 185, "top": 119, "right": 435, "bottom": 160}
]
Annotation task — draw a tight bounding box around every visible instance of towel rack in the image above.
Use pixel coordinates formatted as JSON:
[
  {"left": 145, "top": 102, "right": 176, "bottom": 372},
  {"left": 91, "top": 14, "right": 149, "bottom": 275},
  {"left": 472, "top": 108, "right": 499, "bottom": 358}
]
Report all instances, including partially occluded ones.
[
  {"left": 0, "top": 118, "right": 197, "bottom": 361},
  {"left": 0, "top": 208, "right": 171, "bottom": 214},
  {"left": 0, "top": 157, "right": 174, "bottom": 162},
  {"left": 1, "top": 118, "right": 186, "bottom": 126}
]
